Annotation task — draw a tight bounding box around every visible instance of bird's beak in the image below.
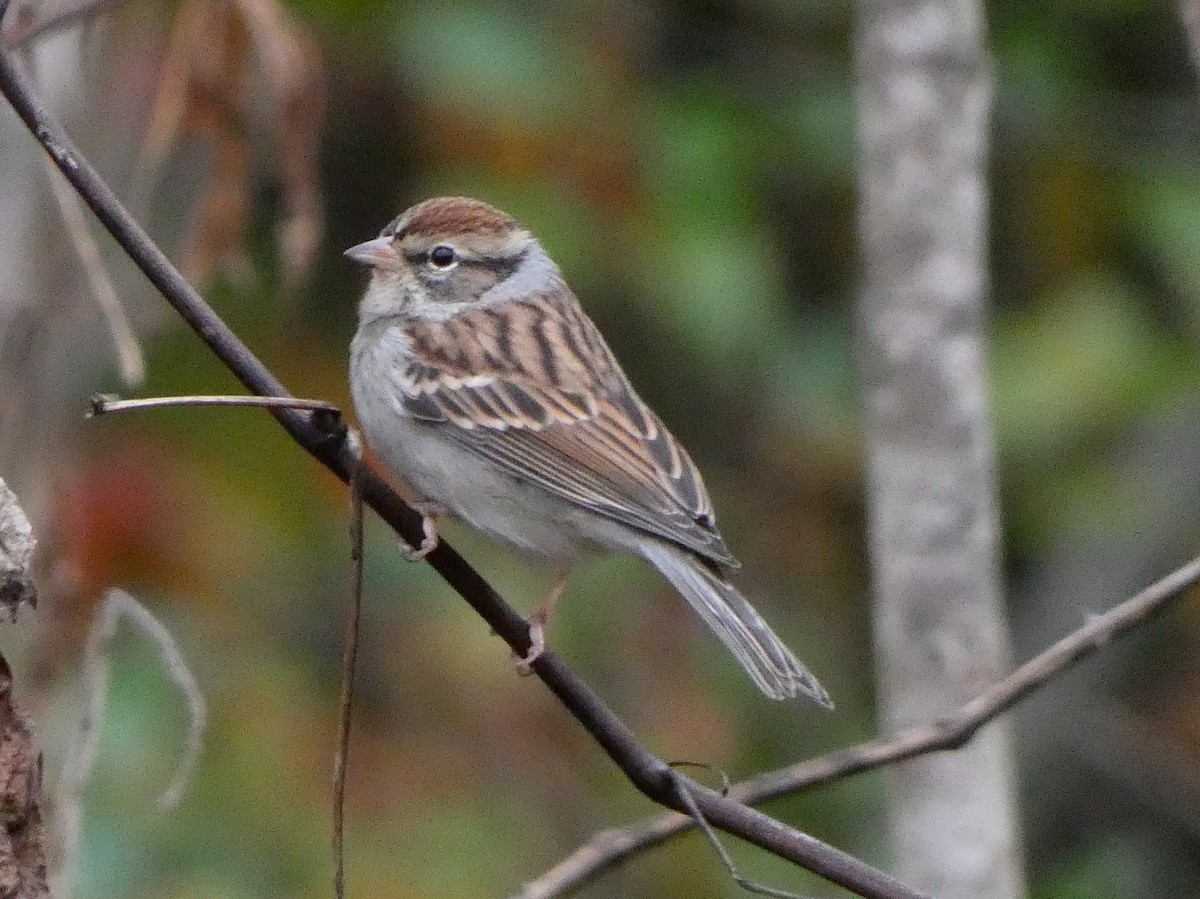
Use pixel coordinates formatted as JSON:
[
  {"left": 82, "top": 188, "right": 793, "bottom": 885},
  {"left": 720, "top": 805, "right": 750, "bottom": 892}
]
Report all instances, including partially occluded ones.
[{"left": 344, "top": 236, "right": 400, "bottom": 269}]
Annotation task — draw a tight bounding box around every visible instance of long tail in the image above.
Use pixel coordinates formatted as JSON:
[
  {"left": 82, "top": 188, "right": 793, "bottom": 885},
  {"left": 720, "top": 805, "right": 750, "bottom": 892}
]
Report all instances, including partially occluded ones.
[{"left": 640, "top": 542, "right": 832, "bottom": 706}]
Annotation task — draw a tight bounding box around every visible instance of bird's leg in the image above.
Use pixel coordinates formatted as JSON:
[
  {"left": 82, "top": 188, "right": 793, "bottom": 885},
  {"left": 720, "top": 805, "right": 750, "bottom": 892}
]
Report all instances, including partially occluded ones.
[
  {"left": 515, "top": 568, "right": 572, "bottom": 675},
  {"left": 397, "top": 501, "right": 444, "bottom": 561}
]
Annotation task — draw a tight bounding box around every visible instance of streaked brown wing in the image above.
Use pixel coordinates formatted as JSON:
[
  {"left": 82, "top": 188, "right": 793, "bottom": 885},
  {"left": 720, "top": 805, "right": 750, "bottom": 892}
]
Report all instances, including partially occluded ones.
[{"left": 395, "top": 298, "right": 739, "bottom": 569}]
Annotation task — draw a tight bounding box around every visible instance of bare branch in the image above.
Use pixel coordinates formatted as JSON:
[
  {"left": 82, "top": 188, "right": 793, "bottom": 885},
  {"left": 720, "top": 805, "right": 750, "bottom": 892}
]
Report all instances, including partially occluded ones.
[
  {"left": 87, "top": 393, "right": 340, "bottom": 418},
  {"left": 57, "top": 589, "right": 206, "bottom": 896},
  {"left": 0, "top": 36, "right": 924, "bottom": 899},
  {"left": 669, "top": 772, "right": 806, "bottom": 899},
  {"left": 514, "top": 552, "right": 1200, "bottom": 898}
]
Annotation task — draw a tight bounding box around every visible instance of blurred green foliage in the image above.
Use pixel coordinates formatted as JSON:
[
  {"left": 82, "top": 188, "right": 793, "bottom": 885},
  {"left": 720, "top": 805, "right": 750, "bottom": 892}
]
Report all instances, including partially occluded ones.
[{"left": 19, "top": 0, "right": 1200, "bottom": 897}]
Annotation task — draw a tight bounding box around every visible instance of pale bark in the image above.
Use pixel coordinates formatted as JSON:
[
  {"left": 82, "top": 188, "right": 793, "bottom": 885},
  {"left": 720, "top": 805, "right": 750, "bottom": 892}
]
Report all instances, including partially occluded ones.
[{"left": 855, "top": 2, "right": 1026, "bottom": 896}]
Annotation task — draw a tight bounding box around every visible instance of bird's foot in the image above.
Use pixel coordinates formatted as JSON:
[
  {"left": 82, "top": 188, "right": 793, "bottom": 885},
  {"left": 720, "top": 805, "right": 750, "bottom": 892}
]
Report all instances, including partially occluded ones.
[
  {"left": 514, "top": 612, "right": 548, "bottom": 676},
  {"left": 398, "top": 503, "right": 442, "bottom": 561}
]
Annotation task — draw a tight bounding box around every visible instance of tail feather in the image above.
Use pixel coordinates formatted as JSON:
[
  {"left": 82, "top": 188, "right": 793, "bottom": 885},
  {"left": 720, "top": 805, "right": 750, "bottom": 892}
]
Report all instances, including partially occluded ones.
[{"left": 641, "top": 542, "right": 832, "bottom": 707}]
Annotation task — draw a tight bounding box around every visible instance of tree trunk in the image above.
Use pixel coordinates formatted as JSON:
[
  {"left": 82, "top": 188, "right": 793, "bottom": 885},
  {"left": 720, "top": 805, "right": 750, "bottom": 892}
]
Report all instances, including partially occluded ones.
[{"left": 855, "top": 2, "right": 1026, "bottom": 896}]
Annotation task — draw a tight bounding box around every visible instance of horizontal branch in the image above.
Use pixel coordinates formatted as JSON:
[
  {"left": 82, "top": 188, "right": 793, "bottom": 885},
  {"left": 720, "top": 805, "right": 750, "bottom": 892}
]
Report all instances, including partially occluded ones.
[
  {"left": 517, "top": 551, "right": 1200, "bottom": 897},
  {"left": 87, "top": 393, "right": 340, "bottom": 418},
  {"left": 0, "top": 36, "right": 924, "bottom": 899}
]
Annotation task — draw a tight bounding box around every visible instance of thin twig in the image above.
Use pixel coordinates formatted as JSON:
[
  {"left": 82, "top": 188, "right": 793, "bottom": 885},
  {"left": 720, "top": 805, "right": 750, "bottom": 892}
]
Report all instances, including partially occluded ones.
[
  {"left": 670, "top": 772, "right": 807, "bottom": 899},
  {"left": 88, "top": 393, "right": 340, "bottom": 418},
  {"left": 333, "top": 430, "right": 365, "bottom": 899},
  {"left": 0, "top": 45, "right": 925, "bottom": 899},
  {"left": 40, "top": 152, "right": 145, "bottom": 386},
  {"left": 57, "top": 589, "right": 207, "bottom": 897},
  {"left": 513, "top": 552, "right": 1200, "bottom": 899}
]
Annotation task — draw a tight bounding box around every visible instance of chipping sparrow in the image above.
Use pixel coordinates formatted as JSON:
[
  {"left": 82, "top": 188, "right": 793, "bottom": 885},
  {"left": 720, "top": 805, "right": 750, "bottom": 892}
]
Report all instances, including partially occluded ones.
[{"left": 346, "top": 196, "right": 830, "bottom": 706}]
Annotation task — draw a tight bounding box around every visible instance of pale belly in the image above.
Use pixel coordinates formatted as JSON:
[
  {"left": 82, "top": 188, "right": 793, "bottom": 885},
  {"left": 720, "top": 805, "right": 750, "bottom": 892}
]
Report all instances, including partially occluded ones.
[{"left": 350, "top": 357, "right": 605, "bottom": 566}]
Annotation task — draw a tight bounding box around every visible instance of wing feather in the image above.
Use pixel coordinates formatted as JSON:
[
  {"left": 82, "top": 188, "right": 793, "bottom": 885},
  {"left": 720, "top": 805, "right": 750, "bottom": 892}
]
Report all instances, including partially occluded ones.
[{"left": 396, "top": 296, "right": 737, "bottom": 569}]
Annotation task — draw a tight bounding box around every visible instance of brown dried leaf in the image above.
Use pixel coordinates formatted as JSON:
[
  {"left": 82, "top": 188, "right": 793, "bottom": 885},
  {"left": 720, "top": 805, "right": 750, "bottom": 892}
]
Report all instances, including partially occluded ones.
[
  {"left": 235, "top": 0, "right": 326, "bottom": 290},
  {"left": 180, "top": 132, "right": 254, "bottom": 287},
  {"left": 133, "top": 0, "right": 325, "bottom": 290}
]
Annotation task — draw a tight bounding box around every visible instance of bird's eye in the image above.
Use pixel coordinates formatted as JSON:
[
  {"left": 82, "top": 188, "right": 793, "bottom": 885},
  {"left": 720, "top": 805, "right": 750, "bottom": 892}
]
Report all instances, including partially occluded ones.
[{"left": 429, "top": 245, "right": 457, "bottom": 269}]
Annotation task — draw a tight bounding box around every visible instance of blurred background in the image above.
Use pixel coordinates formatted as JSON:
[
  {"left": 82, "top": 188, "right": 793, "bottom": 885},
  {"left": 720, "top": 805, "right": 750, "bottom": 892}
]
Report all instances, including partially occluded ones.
[{"left": 1, "top": 0, "right": 1200, "bottom": 896}]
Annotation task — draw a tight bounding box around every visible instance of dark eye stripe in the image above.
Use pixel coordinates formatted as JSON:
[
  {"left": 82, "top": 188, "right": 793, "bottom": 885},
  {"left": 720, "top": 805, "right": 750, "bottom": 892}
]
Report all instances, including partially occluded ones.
[
  {"left": 403, "top": 247, "right": 527, "bottom": 279},
  {"left": 476, "top": 248, "right": 526, "bottom": 279}
]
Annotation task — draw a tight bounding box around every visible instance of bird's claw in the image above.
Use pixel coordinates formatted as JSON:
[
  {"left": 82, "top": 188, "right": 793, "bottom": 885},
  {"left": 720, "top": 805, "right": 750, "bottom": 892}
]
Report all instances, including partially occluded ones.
[
  {"left": 514, "top": 616, "right": 547, "bottom": 676},
  {"left": 399, "top": 508, "right": 440, "bottom": 561}
]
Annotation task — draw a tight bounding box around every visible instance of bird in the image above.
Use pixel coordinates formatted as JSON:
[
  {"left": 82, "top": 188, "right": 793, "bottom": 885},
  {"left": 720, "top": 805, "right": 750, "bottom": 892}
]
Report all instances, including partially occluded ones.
[{"left": 345, "top": 196, "right": 830, "bottom": 706}]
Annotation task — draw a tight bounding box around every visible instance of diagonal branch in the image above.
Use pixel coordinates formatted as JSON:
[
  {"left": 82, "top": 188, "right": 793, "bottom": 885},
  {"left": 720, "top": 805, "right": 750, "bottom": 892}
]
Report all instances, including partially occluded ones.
[
  {"left": 514, "top": 552, "right": 1200, "bottom": 898},
  {"left": 0, "top": 37, "right": 925, "bottom": 899}
]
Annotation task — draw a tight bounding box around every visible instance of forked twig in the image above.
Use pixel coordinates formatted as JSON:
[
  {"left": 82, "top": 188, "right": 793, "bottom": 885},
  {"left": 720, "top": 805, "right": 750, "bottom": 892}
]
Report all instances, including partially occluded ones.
[
  {"left": 670, "top": 772, "right": 806, "bottom": 899},
  {"left": 514, "top": 552, "right": 1200, "bottom": 898}
]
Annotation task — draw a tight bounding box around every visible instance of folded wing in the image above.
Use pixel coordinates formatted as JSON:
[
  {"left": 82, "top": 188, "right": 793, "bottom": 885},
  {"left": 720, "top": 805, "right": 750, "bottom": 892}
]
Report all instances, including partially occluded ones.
[{"left": 394, "top": 296, "right": 738, "bottom": 571}]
